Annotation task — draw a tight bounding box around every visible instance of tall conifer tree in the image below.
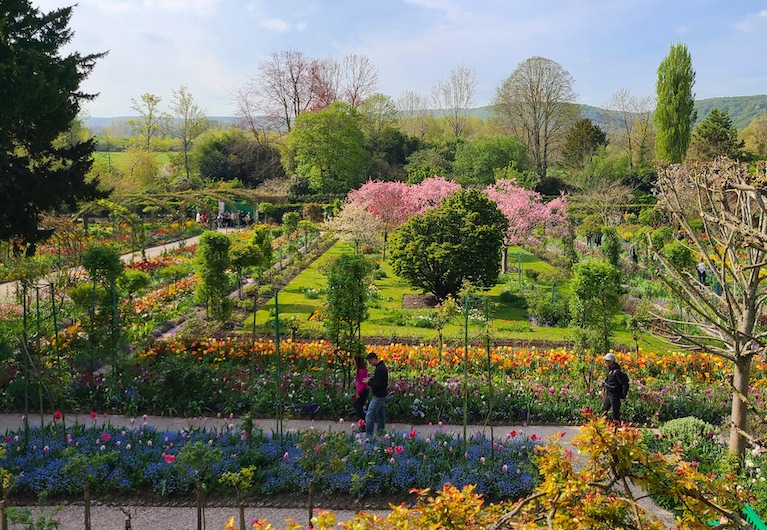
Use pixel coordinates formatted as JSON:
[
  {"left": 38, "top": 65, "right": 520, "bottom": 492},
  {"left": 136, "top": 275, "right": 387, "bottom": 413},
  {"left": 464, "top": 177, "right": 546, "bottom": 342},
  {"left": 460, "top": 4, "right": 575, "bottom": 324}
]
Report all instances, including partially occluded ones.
[
  {"left": 654, "top": 42, "right": 697, "bottom": 164},
  {"left": 0, "top": 1, "right": 105, "bottom": 254}
]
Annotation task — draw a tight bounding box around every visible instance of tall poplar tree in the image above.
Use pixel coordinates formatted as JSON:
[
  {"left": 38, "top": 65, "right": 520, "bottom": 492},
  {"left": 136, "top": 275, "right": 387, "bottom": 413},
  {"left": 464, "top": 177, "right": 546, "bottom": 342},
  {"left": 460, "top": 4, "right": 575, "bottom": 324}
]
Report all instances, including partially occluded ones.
[
  {"left": 654, "top": 42, "right": 697, "bottom": 164},
  {"left": 0, "top": 1, "right": 105, "bottom": 254}
]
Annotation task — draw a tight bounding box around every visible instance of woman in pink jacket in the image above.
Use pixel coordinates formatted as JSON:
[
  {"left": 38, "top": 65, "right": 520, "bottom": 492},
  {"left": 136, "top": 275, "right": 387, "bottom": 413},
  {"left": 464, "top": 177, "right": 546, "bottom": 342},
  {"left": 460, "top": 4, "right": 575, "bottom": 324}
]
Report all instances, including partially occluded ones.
[{"left": 352, "top": 355, "right": 369, "bottom": 429}]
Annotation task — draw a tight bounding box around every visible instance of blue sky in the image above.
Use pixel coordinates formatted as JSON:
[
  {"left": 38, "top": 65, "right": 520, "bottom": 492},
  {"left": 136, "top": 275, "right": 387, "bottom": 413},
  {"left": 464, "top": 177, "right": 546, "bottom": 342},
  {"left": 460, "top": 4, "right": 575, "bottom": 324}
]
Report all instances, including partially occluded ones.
[{"left": 32, "top": 0, "right": 767, "bottom": 118}]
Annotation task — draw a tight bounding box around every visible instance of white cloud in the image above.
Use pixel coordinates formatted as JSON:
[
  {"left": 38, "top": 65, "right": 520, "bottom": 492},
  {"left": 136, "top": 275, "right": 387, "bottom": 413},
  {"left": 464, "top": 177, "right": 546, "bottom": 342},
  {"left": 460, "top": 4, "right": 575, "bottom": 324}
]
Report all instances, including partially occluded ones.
[
  {"left": 261, "top": 18, "right": 290, "bottom": 32},
  {"left": 260, "top": 17, "right": 308, "bottom": 32},
  {"left": 735, "top": 9, "right": 767, "bottom": 32}
]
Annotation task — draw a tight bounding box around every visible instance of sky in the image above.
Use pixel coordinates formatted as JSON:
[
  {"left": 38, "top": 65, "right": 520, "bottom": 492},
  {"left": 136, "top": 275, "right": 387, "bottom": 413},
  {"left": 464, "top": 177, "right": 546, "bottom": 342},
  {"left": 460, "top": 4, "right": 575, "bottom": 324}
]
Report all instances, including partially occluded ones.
[{"left": 31, "top": 0, "right": 767, "bottom": 118}]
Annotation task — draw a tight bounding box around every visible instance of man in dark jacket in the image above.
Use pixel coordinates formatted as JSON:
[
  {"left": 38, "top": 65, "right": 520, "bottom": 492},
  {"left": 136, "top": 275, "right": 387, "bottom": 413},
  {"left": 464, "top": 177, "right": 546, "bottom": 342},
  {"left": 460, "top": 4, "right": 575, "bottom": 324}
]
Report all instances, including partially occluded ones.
[
  {"left": 364, "top": 352, "right": 389, "bottom": 436},
  {"left": 601, "top": 353, "right": 629, "bottom": 421}
]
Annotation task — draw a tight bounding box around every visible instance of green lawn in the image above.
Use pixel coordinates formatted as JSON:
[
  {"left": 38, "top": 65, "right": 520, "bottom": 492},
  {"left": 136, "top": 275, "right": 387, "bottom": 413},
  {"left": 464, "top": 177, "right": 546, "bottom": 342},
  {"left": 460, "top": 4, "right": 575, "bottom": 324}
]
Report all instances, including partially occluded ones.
[{"left": 249, "top": 241, "right": 664, "bottom": 352}]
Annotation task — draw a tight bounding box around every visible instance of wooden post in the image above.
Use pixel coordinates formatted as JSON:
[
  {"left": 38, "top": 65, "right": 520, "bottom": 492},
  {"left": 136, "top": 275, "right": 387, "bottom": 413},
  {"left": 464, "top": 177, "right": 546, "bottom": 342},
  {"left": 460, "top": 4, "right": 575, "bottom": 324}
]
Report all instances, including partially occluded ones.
[
  {"left": 239, "top": 502, "right": 246, "bottom": 530},
  {"left": 196, "top": 483, "right": 203, "bottom": 530},
  {"left": 84, "top": 482, "right": 91, "bottom": 530},
  {"left": 1, "top": 499, "right": 7, "bottom": 530},
  {"left": 308, "top": 479, "right": 314, "bottom": 529}
]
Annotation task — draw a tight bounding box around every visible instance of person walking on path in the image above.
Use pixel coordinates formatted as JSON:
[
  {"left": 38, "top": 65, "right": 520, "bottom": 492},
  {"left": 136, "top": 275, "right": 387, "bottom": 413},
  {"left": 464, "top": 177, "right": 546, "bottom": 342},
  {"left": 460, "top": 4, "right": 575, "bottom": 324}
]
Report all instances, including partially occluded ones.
[
  {"left": 600, "top": 353, "right": 629, "bottom": 421},
  {"left": 352, "top": 354, "right": 369, "bottom": 430},
  {"left": 364, "top": 352, "right": 388, "bottom": 436}
]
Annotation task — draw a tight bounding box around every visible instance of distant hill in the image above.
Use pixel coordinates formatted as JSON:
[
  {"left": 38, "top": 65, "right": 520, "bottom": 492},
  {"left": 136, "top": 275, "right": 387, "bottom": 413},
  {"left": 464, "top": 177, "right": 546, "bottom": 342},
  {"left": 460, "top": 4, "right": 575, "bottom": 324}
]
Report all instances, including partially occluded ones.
[
  {"left": 693, "top": 95, "right": 767, "bottom": 129},
  {"left": 85, "top": 95, "right": 767, "bottom": 134}
]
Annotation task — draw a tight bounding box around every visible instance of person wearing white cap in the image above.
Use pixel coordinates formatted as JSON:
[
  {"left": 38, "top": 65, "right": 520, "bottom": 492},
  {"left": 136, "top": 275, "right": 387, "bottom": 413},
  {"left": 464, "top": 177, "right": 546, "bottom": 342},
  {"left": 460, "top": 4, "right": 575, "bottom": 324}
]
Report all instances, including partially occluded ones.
[{"left": 600, "top": 353, "right": 629, "bottom": 421}]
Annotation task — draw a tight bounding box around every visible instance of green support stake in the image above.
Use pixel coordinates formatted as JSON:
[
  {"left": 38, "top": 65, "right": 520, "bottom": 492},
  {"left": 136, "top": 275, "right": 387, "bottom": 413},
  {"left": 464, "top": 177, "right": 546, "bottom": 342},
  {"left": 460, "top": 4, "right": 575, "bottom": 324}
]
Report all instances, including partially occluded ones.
[
  {"left": 463, "top": 295, "right": 469, "bottom": 443},
  {"left": 274, "top": 291, "right": 282, "bottom": 439}
]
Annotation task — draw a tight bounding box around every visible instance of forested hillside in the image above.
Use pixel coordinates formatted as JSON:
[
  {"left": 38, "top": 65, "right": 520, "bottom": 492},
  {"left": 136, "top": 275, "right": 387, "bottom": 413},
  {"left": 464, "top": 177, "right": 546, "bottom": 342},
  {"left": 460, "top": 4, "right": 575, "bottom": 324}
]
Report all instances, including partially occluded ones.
[{"left": 693, "top": 95, "right": 767, "bottom": 129}]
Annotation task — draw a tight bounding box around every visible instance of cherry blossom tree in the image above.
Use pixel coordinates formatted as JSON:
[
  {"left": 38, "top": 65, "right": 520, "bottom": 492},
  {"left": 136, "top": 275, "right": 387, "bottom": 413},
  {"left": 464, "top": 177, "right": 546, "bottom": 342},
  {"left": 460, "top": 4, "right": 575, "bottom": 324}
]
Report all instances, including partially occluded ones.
[
  {"left": 346, "top": 177, "right": 460, "bottom": 258},
  {"left": 348, "top": 180, "right": 410, "bottom": 259},
  {"left": 484, "top": 179, "right": 569, "bottom": 272},
  {"left": 405, "top": 176, "right": 461, "bottom": 216}
]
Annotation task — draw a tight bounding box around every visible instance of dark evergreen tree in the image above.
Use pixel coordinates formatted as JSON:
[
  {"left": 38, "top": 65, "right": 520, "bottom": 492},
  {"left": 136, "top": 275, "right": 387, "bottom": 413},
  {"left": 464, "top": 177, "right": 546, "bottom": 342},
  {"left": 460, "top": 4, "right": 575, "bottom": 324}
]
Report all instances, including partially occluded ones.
[
  {"left": 561, "top": 118, "right": 608, "bottom": 170},
  {"left": 0, "top": 1, "right": 106, "bottom": 254},
  {"left": 689, "top": 108, "right": 744, "bottom": 161}
]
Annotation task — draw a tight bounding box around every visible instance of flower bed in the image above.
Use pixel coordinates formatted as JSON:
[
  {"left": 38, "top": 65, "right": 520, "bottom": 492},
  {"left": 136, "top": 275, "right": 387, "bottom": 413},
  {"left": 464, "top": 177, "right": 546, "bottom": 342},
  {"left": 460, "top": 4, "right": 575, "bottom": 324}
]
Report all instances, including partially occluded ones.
[
  {"left": 0, "top": 339, "right": 751, "bottom": 428},
  {"left": 0, "top": 420, "right": 539, "bottom": 502}
]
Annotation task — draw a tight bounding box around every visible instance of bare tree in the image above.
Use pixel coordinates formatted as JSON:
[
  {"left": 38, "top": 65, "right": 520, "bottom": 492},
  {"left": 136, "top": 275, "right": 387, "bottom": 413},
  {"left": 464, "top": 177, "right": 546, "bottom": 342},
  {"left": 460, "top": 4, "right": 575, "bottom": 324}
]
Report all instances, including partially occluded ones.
[
  {"left": 129, "top": 93, "right": 168, "bottom": 149},
  {"left": 396, "top": 90, "right": 430, "bottom": 138},
  {"left": 569, "top": 178, "right": 634, "bottom": 226},
  {"left": 310, "top": 57, "right": 342, "bottom": 110},
  {"left": 651, "top": 158, "right": 767, "bottom": 459},
  {"left": 250, "top": 49, "right": 315, "bottom": 132},
  {"left": 168, "top": 85, "right": 209, "bottom": 179},
  {"left": 229, "top": 84, "right": 271, "bottom": 145},
  {"left": 605, "top": 88, "right": 655, "bottom": 170},
  {"left": 431, "top": 64, "right": 478, "bottom": 139},
  {"left": 491, "top": 56, "right": 578, "bottom": 177},
  {"left": 341, "top": 54, "right": 379, "bottom": 108}
]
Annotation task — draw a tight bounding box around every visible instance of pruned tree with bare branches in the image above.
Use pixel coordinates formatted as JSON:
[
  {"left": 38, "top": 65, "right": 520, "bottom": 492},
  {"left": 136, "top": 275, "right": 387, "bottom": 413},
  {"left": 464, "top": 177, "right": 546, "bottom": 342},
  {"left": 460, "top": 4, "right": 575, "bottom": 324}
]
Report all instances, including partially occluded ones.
[
  {"left": 248, "top": 49, "right": 316, "bottom": 132},
  {"left": 569, "top": 178, "right": 635, "bottom": 226},
  {"left": 341, "top": 54, "right": 379, "bottom": 108},
  {"left": 605, "top": 88, "right": 655, "bottom": 171},
  {"left": 396, "top": 90, "right": 431, "bottom": 138},
  {"left": 431, "top": 64, "right": 478, "bottom": 139},
  {"left": 309, "top": 57, "right": 342, "bottom": 110},
  {"left": 651, "top": 157, "right": 767, "bottom": 459}
]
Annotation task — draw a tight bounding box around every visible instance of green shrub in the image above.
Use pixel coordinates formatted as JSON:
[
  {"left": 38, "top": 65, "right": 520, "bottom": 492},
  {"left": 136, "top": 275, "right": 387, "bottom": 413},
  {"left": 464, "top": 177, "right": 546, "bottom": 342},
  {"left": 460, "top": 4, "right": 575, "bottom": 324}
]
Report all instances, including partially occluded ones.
[
  {"left": 688, "top": 218, "right": 704, "bottom": 233},
  {"left": 499, "top": 289, "right": 527, "bottom": 308},
  {"left": 645, "top": 416, "right": 724, "bottom": 511},
  {"left": 375, "top": 268, "right": 388, "bottom": 280},
  {"left": 158, "top": 263, "right": 193, "bottom": 281},
  {"left": 537, "top": 268, "right": 569, "bottom": 286},
  {"left": 525, "top": 288, "right": 570, "bottom": 327},
  {"left": 258, "top": 284, "right": 274, "bottom": 298},
  {"left": 174, "top": 317, "right": 226, "bottom": 342},
  {"left": 650, "top": 226, "right": 674, "bottom": 250},
  {"left": 524, "top": 269, "right": 541, "bottom": 282},
  {"left": 118, "top": 269, "right": 150, "bottom": 297},
  {"left": 662, "top": 241, "right": 694, "bottom": 270},
  {"left": 658, "top": 416, "right": 717, "bottom": 446},
  {"left": 638, "top": 208, "right": 664, "bottom": 227}
]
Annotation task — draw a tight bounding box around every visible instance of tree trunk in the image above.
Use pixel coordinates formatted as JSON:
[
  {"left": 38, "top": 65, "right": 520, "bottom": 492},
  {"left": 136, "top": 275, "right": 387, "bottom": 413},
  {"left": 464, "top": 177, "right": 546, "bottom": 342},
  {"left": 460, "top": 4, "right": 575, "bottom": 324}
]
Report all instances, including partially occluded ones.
[
  {"left": 501, "top": 246, "right": 508, "bottom": 274},
  {"left": 729, "top": 355, "right": 752, "bottom": 458}
]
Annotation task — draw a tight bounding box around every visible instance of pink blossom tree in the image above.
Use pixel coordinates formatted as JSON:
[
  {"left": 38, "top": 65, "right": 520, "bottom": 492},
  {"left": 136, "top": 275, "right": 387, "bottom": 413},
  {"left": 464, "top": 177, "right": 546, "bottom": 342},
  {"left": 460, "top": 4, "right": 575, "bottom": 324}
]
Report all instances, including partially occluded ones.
[
  {"left": 347, "top": 177, "right": 460, "bottom": 258},
  {"left": 348, "top": 180, "right": 410, "bottom": 259},
  {"left": 404, "top": 176, "right": 461, "bottom": 216},
  {"left": 484, "top": 179, "right": 569, "bottom": 272}
]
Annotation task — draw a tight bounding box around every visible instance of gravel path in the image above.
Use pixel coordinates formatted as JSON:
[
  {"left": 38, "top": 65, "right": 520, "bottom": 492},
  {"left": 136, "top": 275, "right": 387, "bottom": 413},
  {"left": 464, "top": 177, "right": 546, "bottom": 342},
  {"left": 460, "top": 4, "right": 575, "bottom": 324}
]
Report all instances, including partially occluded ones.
[{"left": 14, "top": 505, "right": 373, "bottom": 530}]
